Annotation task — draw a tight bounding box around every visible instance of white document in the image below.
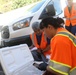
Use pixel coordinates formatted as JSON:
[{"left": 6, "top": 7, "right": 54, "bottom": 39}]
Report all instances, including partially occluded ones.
[{"left": 30, "top": 47, "right": 37, "bottom": 51}]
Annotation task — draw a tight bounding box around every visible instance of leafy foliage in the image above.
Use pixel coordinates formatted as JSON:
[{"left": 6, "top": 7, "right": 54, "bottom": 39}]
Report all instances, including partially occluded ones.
[
  {"left": 12, "top": 0, "right": 40, "bottom": 9},
  {"left": 0, "top": 0, "right": 40, "bottom": 13}
]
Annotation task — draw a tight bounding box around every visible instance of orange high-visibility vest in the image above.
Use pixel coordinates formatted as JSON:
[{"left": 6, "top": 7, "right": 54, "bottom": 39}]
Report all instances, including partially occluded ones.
[
  {"left": 48, "top": 28, "right": 76, "bottom": 75},
  {"left": 64, "top": 4, "right": 76, "bottom": 26},
  {"left": 30, "top": 32, "right": 51, "bottom": 56}
]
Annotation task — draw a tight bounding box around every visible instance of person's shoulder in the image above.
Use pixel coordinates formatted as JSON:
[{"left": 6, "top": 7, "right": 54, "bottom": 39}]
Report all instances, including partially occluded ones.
[
  {"left": 52, "top": 35, "right": 64, "bottom": 41},
  {"left": 52, "top": 34, "right": 71, "bottom": 44},
  {"left": 64, "top": 6, "right": 68, "bottom": 10}
]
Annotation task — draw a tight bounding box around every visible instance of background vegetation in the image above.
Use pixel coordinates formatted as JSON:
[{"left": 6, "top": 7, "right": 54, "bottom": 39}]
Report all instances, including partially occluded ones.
[{"left": 0, "top": 0, "right": 40, "bottom": 13}]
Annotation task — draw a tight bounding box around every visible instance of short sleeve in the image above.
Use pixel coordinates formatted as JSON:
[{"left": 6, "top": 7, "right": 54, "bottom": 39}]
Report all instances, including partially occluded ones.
[{"left": 49, "top": 35, "right": 72, "bottom": 75}]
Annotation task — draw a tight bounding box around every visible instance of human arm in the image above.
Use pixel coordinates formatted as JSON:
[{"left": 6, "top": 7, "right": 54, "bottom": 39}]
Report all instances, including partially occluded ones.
[
  {"left": 42, "top": 45, "right": 50, "bottom": 53},
  {"left": 29, "top": 44, "right": 35, "bottom": 49},
  {"left": 46, "top": 36, "right": 72, "bottom": 75},
  {"left": 42, "top": 37, "right": 51, "bottom": 53},
  {"left": 47, "top": 66, "right": 64, "bottom": 75}
]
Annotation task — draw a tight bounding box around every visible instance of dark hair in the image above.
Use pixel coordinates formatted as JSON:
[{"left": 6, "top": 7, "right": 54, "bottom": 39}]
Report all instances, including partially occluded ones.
[{"left": 40, "top": 17, "right": 64, "bottom": 29}]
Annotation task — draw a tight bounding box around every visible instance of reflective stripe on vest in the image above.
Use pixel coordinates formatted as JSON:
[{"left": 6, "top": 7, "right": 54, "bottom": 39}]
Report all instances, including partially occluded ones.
[
  {"left": 66, "top": 16, "right": 76, "bottom": 20},
  {"left": 57, "top": 32, "right": 76, "bottom": 46},
  {"left": 70, "top": 16, "right": 76, "bottom": 20},
  {"left": 70, "top": 67, "right": 76, "bottom": 75},
  {"left": 49, "top": 60, "right": 71, "bottom": 75},
  {"left": 66, "top": 18, "right": 70, "bottom": 20}
]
